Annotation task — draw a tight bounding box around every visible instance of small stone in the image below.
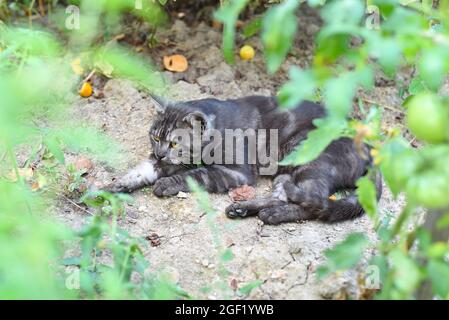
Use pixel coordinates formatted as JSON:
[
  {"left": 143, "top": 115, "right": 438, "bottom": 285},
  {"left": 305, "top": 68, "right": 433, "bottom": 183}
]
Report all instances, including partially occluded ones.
[
  {"left": 287, "top": 226, "right": 296, "bottom": 232},
  {"left": 270, "top": 269, "right": 287, "bottom": 280},
  {"left": 177, "top": 191, "right": 188, "bottom": 199},
  {"left": 305, "top": 23, "right": 320, "bottom": 36},
  {"left": 73, "top": 157, "right": 94, "bottom": 172},
  {"left": 138, "top": 205, "right": 146, "bottom": 212},
  {"left": 127, "top": 210, "right": 139, "bottom": 219},
  {"left": 207, "top": 264, "right": 215, "bottom": 269},
  {"left": 201, "top": 259, "right": 209, "bottom": 267}
]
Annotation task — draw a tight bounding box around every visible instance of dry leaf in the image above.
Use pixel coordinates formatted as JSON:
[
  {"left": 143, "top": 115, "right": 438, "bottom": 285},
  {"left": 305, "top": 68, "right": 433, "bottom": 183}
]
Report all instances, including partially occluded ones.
[
  {"left": 229, "top": 185, "right": 256, "bottom": 202},
  {"left": 8, "top": 167, "right": 34, "bottom": 182},
  {"left": 113, "top": 33, "right": 126, "bottom": 41},
  {"left": 212, "top": 20, "right": 222, "bottom": 29},
  {"left": 71, "top": 58, "right": 84, "bottom": 76},
  {"left": 31, "top": 182, "right": 40, "bottom": 191},
  {"left": 163, "top": 54, "right": 188, "bottom": 72},
  {"left": 31, "top": 174, "right": 47, "bottom": 191},
  {"left": 230, "top": 279, "right": 238, "bottom": 291},
  {"left": 95, "top": 60, "right": 114, "bottom": 78}
]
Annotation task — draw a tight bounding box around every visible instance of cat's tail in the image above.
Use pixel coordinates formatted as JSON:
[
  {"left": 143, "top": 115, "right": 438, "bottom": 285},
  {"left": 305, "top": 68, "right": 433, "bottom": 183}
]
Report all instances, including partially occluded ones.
[{"left": 317, "top": 171, "right": 383, "bottom": 223}]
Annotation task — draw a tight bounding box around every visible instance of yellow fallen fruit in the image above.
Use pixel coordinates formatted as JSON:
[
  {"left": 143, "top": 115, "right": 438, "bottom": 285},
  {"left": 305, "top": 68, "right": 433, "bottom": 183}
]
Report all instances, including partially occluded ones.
[
  {"left": 79, "top": 82, "right": 93, "bottom": 98},
  {"left": 240, "top": 45, "right": 255, "bottom": 61},
  {"left": 163, "top": 54, "right": 188, "bottom": 72}
]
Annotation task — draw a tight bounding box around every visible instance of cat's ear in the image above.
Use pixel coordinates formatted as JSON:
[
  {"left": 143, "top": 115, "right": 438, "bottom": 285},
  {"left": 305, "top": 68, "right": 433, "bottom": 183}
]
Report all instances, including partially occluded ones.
[
  {"left": 183, "top": 111, "right": 215, "bottom": 132},
  {"left": 150, "top": 95, "right": 170, "bottom": 113}
]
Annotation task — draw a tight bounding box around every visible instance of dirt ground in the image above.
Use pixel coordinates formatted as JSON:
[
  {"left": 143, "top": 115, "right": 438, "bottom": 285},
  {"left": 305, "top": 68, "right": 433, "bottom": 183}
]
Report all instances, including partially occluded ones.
[{"left": 56, "top": 8, "right": 407, "bottom": 299}]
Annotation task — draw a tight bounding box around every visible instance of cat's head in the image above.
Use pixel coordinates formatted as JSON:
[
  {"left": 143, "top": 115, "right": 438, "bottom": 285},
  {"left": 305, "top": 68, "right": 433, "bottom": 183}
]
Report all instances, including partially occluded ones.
[{"left": 148, "top": 96, "right": 216, "bottom": 165}]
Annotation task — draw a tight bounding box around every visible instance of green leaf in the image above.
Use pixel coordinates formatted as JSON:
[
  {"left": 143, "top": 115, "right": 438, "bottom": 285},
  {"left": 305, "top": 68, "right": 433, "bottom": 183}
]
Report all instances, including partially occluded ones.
[
  {"left": 379, "top": 137, "right": 413, "bottom": 197},
  {"left": 55, "top": 124, "right": 125, "bottom": 166},
  {"left": 242, "top": 17, "right": 262, "bottom": 38},
  {"left": 280, "top": 118, "right": 346, "bottom": 166},
  {"left": 318, "top": 233, "right": 369, "bottom": 279},
  {"left": 187, "top": 177, "right": 215, "bottom": 215},
  {"left": 238, "top": 280, "right": 263, "bottom": 296},
  {"left": 436, "top": 212, "right": 449, "bottom": 229},
  {"left": 220, "top": 248, "right": 234, "bottom": 262},
  {"left": 94, "top": 45, "right": 165, "bottom": 90},
  {"left": 321, "top": 0, "right": 364, "bottom": 26},
  {"left": 307, "top": 0, "right": 327, "bottom": 7},
  {"left": 356, "top": 175, "right": 378, "bottom": 219},
  {"left": 428, "top": 259, "right": 449, "bottom": 298},
  {"left": 323, "top": 74, "right": 358, "bottom": 118},
  {"left": 390, "top": 249, "right": 422, "bottom": 294},
  {"left": 261, "top": 0, "right": 299, "bottom": 73},
  {"left": 366, "top": 34, "right": 401, "bottom": 76},
  {"left": 408, "top": 76, "right": 427, "bottom": 95},
  {"left": 278, "top": 67, "right": 316, "bottom": 108},
  {"left": 214, "top": 0, "right": 250, "bottom": 64},
  {"left": 1, "top": 27, "right": 61, "bottom": 57},
  {"left": 44, "top": 135, "right": 65, "bottom": 164}
]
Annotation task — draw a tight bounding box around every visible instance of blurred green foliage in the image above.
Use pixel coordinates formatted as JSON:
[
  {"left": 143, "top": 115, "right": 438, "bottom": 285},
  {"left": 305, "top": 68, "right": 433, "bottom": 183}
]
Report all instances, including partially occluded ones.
[
  {"left": 1, "top": 0, "right": 449, "bottom": 300},
  {"left": 218, "top": 0, "right": 449, "bottom": 299},
  {"left": 0, "top": 0, "right": 178, "bottom": 299}
]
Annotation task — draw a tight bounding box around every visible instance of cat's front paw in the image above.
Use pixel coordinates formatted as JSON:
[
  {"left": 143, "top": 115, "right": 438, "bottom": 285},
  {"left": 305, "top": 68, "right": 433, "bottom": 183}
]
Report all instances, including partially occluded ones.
[
  {"left": 103, "top": 180, "right": 132, "bottom": 193},
  {"left": 153, "top": 177, "right": 185, "bottom": 197}
]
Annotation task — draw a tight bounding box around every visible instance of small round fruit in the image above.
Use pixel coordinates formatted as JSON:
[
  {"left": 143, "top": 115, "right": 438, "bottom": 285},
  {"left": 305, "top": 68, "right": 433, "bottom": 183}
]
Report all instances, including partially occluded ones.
[
  {"left": 240, "top": 45, "right": 255, "bottom": 61},
  {"left": 79, "top": 82, "right": 93, "bottom": 98},
  {"left": 406, "top": 93, "right": 449, "bottom": 144}
]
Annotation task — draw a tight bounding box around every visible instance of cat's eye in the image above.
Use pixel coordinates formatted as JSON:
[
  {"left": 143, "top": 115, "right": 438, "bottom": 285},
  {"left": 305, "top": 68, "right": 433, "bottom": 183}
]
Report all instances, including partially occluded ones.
[
  {"left": 152, "top": 135, "right": 160, "bottom": 142},
  {"left": 170, "top": 141, "right": 179, "bottom": 148}
]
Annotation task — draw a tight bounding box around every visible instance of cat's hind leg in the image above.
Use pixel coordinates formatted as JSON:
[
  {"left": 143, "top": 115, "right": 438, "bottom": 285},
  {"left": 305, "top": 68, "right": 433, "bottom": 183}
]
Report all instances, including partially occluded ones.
[
  {"left": 225, "top": 198, "right": 286, "bottom": 218},
  {"left": 254, "top": 169, "right": 334, "bottom": 224},
  {"left": 257, "top": 203, "right": 313, "bottom": 225}
]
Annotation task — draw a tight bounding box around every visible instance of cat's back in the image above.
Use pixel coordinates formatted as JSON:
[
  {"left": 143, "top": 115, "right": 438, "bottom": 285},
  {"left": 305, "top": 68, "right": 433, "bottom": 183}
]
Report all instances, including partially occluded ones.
[{"left": 188, "top": 96, "right": 267, "bottom": 129}]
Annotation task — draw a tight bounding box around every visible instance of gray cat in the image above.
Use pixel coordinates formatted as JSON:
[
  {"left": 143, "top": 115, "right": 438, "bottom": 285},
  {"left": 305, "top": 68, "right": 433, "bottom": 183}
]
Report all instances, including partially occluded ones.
[{"left": 107, "top": 95, "right": 382, "bottom": 225}]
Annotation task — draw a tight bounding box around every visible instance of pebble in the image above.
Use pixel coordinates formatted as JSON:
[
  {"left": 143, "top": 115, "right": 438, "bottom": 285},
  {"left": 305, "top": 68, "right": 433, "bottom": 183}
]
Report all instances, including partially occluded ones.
[
  {"left": 201, "top": 259, "right": 209, "bottom": 267},
  {"left": 138, "top": 205, "right": 147, "bottom": 212},
  {"left": 177, "top": 191, "right": 188, "bottom": 199}
]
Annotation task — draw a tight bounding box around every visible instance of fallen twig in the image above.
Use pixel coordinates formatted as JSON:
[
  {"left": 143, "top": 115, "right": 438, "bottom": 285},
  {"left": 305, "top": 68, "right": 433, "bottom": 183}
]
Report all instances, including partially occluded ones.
[
  {"left": 361, "top": 98, "right": 405, "bottom": 115},
  {"left": 61, "top": 194, "right": 94, "bottom": 216}
]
